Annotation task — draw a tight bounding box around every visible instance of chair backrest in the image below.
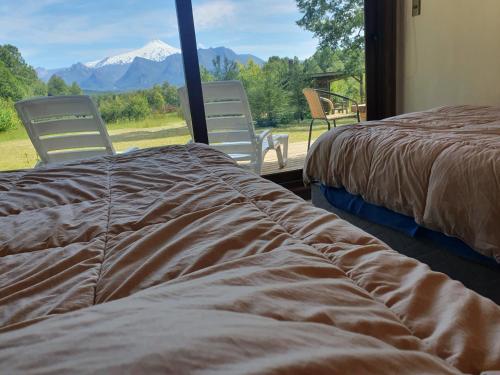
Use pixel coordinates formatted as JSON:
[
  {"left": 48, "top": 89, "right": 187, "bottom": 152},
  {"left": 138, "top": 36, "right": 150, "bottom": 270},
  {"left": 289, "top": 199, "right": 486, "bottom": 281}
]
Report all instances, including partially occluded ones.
[
  {"left": 178, "top": 81, "right": 258, "bottom": 158},
  {"left": 303, "top": 88, "right": 327, "bottom": 120},
  {"left": 15, "top": 95, "right": 114, "bottom": 165}
]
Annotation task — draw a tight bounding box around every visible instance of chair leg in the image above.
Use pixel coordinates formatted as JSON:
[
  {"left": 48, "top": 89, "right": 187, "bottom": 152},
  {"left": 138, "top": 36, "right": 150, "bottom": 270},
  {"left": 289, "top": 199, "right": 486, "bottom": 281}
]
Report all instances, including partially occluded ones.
[
  {"left": 327, "top": 120, "right": 331, "bottom": 131},
  {"left": 307, "top": 119, "right": 315, "bottom": 151},
  {"left": 333, "top": 119, "right": 337, "bottom": 128},
  {"left": 256, "top": 143, "right": 265, "bottom": 175},
  {"left": 276, "top": 145, "right": 285, "bottom": 169},
  {"left": 281, "top": 137, "right": 288, "bottom": 166}
]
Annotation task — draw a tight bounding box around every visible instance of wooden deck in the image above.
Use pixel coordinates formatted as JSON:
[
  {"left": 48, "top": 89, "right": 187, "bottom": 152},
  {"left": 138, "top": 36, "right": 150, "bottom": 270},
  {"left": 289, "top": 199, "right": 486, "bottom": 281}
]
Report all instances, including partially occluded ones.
[{"left": 261, "top": 141, "right": 308, "bottom": 175}]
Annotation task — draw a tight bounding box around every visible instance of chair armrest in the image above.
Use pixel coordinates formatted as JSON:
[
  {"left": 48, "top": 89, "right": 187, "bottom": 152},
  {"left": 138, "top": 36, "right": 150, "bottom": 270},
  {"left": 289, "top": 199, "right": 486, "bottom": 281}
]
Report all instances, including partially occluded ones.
[
  {"left": 319, "top": 97, "right": 334, "bottom": 115},
  {"left": 315, "top": 89, "right": 361, "bottom": 122},
  {"left": 257, "top": 129, "right": 274, "bottom": 147}
]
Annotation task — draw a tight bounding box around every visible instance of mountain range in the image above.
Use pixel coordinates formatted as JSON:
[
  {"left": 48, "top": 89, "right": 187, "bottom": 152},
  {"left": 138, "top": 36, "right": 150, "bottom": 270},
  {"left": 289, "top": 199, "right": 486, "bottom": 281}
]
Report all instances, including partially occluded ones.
[{"left": 36, "top": 40, "right": 263, "bottom": 92}]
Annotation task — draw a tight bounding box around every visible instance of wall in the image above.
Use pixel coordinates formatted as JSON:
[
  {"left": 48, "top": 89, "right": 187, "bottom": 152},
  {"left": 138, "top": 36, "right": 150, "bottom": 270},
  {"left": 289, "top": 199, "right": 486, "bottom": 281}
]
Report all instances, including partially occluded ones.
[{"left": 397, "top": 0, "right": 500, "bottom": 113}]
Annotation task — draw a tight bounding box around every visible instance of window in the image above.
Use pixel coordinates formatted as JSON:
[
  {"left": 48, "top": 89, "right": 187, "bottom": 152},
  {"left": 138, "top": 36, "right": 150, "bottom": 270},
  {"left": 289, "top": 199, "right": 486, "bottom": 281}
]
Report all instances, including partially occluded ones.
[
  {"left": 0, "top": 0, "right": 188, "bottom": 171},
  {"left": 189, "top": 0, "right": 367, "bottom": 176},
  {"left": 0, "top": 0, "right": 396, "bottom": 179}
]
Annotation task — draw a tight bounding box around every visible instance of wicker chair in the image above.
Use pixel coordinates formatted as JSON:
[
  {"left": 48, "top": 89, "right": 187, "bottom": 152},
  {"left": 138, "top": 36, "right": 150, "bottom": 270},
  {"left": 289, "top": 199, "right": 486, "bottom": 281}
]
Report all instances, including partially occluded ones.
[{"left": 303, "top": 88, "right": 360, "bottom": 150}]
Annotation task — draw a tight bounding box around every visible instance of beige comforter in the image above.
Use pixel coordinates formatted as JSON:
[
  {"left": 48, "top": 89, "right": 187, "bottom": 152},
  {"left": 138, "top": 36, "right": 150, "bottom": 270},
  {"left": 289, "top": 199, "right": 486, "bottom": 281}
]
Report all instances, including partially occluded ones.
[
  {"left": 1, "top": 144, "right": 499, "bottom": 374},
  {"left": 305, "top": 105, "right": 500, "bottom": 261}
]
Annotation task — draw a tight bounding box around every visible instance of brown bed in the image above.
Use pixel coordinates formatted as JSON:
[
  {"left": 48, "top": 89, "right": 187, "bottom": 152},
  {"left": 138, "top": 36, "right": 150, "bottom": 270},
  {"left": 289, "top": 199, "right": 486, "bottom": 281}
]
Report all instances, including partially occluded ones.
[
  {"left": 1, "top": 144, "right": 499, "bottom": 374},
  {"left": 305, "top": 105, "right": 500, "bottom": 262}
]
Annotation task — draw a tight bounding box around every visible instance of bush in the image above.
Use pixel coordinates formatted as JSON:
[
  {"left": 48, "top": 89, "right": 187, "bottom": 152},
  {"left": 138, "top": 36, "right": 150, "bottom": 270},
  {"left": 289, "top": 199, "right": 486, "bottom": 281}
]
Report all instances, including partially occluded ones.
[
  {"left": 123, "top": 94, "right": 151, "bottom": 121},
  {"left": 255, "top": 118, "right": 278, "bottom": 128},
  {"left": 0, "top": 98, "right": 21, "bottom": 132},
  {"left": 94, "top": 85, "right": 178, "bottom": 124},
  {"left": 98, "top": 96, "right": 126, "bottom": 123}
]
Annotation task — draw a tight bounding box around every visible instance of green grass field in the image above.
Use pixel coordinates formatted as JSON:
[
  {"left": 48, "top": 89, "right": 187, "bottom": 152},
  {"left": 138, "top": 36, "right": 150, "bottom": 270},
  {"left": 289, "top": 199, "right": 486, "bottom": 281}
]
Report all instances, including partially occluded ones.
[{"left": 0, "top": 112, "right": 348, "bottom": 172}]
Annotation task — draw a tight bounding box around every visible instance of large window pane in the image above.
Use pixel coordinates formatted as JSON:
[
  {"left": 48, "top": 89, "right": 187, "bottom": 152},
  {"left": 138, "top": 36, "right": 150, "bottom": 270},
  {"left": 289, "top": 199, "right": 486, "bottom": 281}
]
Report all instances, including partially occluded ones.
[
  {"left": 0, "top": 0, "right": 188, "bottom": 171},
  {"left": 191, "top": 0, "right": 366, "bottom": 175}
]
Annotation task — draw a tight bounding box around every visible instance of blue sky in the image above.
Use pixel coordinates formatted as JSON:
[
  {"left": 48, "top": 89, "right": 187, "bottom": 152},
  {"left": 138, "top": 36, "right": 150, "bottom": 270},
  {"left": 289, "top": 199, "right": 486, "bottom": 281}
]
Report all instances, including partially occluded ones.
[{"left": 0, "top": 0, "right": 319, "bottom": 69}]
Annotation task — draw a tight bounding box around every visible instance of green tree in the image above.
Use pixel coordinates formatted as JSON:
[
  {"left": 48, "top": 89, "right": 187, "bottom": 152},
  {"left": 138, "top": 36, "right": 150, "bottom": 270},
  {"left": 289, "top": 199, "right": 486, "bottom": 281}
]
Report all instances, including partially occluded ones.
[
  {"left": 260, "top": 57, "right": 291, "bottom": 124},
  {"left": 0, "top": 44, "right": 47, "bottom": 99},
  {"left": 285, "top": 57, "right": 312, "bottom": 121},
  {"left": 237, "top": 59, "right": 265, "bottom": 122},
  {"left": 69, "top": 82, "right": 83, "bottom": 95},
  {"left": 310, "top": 47, "right": 344, "bottom": 73},
  {"left": 0, "top": 61, "right": 24, "bottom": 101},
  {"left": 123, "top": 94, "right": 151, "bottom": 121},
  {"left": 145, "top": 85, "right": 165, "bottom": 112},
  {"left": 199, "top": 66, "right": 215, "bottom": 83},
  {"left": 240, "top": 57, "right": 289, "bottom": 126},
  {"left": 296, "top": 0, "right": 365, "bottom": 101},
  {"left": 161, "top": 82, "right": 180, "bottom": 107},
  {"left": 212, "top": 56, "right": 239, "bottom": 81},
  {"left": 296, "top": 0, "right": 364, "bottom": 51},
  {"left": 97, "top": 95, "right": 126, "bottom": 123},
  {"left": 0, "top": 98, "right": 21, "bottom": 131},
  {"left": 305, "top": 47, "right": 362, "bottom": 102},
  {"left": 47, "top": 75, "right": 69, "bottom": 96}
]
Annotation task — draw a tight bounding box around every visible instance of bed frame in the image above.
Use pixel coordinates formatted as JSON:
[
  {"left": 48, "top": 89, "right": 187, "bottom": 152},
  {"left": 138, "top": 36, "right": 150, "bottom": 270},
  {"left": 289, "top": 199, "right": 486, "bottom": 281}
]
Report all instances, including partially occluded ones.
[{"left": 311, "top": 183, "right": 500, "bottom": 304}]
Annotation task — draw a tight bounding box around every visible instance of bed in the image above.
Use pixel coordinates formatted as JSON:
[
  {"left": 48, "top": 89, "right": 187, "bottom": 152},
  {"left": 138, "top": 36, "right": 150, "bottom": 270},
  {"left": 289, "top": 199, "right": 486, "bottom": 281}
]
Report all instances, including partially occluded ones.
[
  {"left": 305, "top": 105, "right": 500, "bottom": 265},
  {"left": 1, "top": 144, "right": 499, "bottom": 374}
]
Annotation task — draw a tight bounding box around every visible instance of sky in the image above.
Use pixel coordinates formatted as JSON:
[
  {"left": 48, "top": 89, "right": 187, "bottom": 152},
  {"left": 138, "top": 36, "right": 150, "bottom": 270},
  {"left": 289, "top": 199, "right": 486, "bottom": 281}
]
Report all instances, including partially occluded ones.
[{"left": 0, "top": 0, "right": 319, "bottom": 69}]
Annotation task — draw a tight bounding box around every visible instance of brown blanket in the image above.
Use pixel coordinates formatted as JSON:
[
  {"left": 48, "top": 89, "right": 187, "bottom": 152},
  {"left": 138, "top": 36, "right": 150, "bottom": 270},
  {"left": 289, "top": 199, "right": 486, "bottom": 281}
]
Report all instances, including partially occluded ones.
[
  {"left": 304, "top": 105, "right": 500, "bottom": 262},
  {"left": 1, "top": 144, "right": 499, "bottom": 374}
]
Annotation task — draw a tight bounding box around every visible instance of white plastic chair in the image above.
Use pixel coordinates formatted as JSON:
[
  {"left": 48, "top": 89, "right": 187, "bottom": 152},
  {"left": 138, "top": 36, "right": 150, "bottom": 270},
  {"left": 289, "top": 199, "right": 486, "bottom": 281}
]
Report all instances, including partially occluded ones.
[
  {"left": 15, "top": 95, "right": 118, "bottom": 166},
  {"left": 179, "top": 80, "right": 288, "bottom": 174}
]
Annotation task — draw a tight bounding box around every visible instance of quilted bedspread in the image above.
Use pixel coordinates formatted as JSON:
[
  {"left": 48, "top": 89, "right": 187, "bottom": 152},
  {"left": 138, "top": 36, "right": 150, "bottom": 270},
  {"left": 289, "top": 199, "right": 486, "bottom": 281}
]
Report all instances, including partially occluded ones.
[
  {"left": 304, "top": 105, "right": 500, "bottom": 261},
  {"left": 0, "top": 144, "right": 499, "bottom": 374}
]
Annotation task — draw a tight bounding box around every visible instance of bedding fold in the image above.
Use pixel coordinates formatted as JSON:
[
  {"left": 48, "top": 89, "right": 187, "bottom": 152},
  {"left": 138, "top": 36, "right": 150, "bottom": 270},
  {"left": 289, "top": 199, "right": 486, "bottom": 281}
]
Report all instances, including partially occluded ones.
[
  {"left": 1, "top": 143, "right": 499, "bottom": 374},
  {"left": 304, "top": 105, "right": 500, "bottom": 261}
]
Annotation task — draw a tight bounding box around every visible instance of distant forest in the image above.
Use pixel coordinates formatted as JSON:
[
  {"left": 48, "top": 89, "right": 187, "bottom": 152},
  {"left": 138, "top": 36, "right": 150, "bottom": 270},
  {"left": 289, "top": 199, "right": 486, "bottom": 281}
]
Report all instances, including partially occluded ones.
[{"left": 0, "top": 43, "right": 364, "bottom": 131}]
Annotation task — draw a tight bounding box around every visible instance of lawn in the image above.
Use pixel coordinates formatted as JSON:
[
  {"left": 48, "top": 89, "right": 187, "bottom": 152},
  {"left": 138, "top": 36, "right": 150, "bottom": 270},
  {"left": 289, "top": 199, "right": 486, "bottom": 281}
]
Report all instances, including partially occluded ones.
[{"left": 0, "top": 112, "right": 352, "bottom": 172}]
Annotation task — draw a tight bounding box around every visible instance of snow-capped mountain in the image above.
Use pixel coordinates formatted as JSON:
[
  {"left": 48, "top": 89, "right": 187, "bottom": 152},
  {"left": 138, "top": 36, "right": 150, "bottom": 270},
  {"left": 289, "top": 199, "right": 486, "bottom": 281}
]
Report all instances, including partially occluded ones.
[
  {"left": 36, "top": 41, "right": 264, "bottom": 91},
  {"left": 84, "top": 40, "right": 181, "bottom": 68}
]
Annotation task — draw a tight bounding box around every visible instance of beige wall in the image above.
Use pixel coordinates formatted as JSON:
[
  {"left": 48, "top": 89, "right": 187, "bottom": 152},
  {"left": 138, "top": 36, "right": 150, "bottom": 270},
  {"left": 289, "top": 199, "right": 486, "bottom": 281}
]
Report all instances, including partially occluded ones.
[{"left": 397, "top": 0, "right": 500, "bottom": 114}]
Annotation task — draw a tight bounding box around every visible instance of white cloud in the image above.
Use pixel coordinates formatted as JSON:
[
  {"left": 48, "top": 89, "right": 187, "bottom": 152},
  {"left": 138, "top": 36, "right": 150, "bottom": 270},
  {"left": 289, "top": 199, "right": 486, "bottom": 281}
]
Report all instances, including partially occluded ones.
[
  {"left": 193, "top": 0, "right": 236, "bottom": 30},
  {"left": 0, "top": 0, "right": 181, "bottom": 45}
]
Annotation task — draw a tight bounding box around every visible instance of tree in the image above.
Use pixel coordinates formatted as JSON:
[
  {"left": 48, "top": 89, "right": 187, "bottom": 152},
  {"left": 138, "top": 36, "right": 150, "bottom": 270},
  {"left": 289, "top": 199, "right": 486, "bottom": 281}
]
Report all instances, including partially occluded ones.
[
  {"left": 241, "top": 57, "right": 290, "bottom": 126},
  {"left": 0, "top": 44, "right": 47, "bottom": 99},
  {"left": 0, "top": 61, "right": 24, "bottom": 101},
  {"left": 296, "top": 0, "right": 364, "bottom": 51},
  {"left": 296, "top": 0, "right": 365, "bottom": 102},
  {"left": 237, "top": 59, "right": 265, "bottom": 121},
  {"left": 145, "top": 85, "right": 165, "bottom": 112},
  {"left": 47, "top": 75, "right": 69, "bottom": 96},
  {"left": 69, "top": 82, "right": 83, "bottom": 95},
  {"left": 199, "top": 66, "right": 215, "bottom": 83},
  {"left": 161, "top": 82, "right": 180, "bottom": 107},
  {"left": 212, "top": 56, "right": 239, "bottom": 81},
  {"left": 123, "top": 94, "right": 151, "bottom": 121},
  {"left": 0, "top": 98, "right": 21, "bottom": 132},
  {"left": 261, "top": 57, "right": 292, "bottom": 124},
  {"left": 285, "top": 57, "right": 312, "bottom": 121},
  {"left": 98, "top": 95, "right": 126, "bottom": 123}
]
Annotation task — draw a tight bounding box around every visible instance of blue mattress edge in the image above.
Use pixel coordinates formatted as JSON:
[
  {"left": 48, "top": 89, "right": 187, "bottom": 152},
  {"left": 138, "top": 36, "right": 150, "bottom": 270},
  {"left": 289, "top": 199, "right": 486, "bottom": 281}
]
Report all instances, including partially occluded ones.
[{"left": 320, "top": 184, "right": 499, "bottom": 268}]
